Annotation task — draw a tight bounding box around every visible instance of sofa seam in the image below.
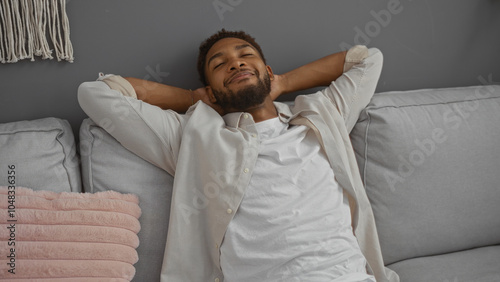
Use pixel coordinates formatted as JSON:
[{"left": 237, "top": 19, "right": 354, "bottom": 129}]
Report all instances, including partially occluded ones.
[
  {"left": 386, "top": 244, "right": 500, "bottom": 266},
  {"left": 86, "top": 124, "right": 97, "bottom": 193},
  {"left": 0, "top": 128, "right": 63, "bottom": 135},
  {"left": 362, "top": 112, "right": 371, "bottom": 188},
  {"left": 365, "top": 94, "right": 500, "bottom": 112},
  {"left": 55, "top": 128, "right": 76, "bottom": 192}
]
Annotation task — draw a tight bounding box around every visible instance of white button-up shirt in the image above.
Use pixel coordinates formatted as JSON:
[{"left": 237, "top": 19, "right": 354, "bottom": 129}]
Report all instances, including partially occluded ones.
[{"left": 78, "top": 46, "right": 399, "bottom": 282}]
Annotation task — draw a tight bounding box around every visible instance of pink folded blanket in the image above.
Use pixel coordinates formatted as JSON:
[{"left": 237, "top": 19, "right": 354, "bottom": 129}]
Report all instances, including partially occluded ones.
[{"left": 0, "top": 186, "right": 141, "bottom": 281}]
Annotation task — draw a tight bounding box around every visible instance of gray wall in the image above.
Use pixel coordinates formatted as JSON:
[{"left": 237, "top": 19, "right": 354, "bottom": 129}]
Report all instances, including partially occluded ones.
[{"left": 1, "top": 0, "right": 500, "bottom": 139}]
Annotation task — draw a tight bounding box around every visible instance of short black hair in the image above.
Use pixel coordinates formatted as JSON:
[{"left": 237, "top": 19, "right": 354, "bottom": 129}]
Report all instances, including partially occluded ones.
[{"left": 197, "top": 29, "right": 266, "bottom": 86}]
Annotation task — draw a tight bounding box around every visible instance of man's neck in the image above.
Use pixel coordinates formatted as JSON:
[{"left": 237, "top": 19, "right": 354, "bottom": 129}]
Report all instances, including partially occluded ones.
[{"left": 245, "top": 96, "right": 278, "bottom": 123}]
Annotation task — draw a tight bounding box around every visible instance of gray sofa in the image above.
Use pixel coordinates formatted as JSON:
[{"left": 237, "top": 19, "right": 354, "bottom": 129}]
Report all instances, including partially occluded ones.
[
  {"left": 350, "top": 85, "right": 500, "bottom": 281},
  {"left": 1, "top": 84, "right": 499, "bottom": 282}
]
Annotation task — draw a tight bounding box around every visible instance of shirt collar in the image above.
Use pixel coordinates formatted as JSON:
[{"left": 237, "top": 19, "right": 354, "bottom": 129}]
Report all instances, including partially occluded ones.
[{"left": 222, "top": 101, "right": 295, "bottom": 128}]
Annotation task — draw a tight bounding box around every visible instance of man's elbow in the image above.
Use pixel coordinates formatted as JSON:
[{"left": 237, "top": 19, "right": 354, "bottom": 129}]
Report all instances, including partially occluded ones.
[
  {"left": 77, "top": 81, "right": 107, "bottom": 116},
  {"left": 367, "top": 48, "right": 383, "bottom": 66},
  {"left": 77, "top": 82, "right": 93, "bottom": 113},
  {"left": 361, "top": 48, "right": 383, "bottom": 78}
]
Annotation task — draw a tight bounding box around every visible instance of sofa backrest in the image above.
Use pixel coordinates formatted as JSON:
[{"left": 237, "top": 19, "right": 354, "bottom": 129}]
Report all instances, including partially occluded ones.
[
  {"left": 350, "top": 85, "right": 500, "bottom": 265},
  {"left": 79, "top": 118, "right": 174, "bottom": 282}
]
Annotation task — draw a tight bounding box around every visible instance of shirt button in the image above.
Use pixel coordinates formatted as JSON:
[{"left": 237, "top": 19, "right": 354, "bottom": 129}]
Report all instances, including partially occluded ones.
[
  {"left": 215, "top": 278, "right": 220, "bottom": 282},
  {"left": 251, "top": 134, "right": 257, "bottom": 138},
  {"left": 243, "top": 168, "right": 249, "bottom": 173},
  {"left": 243, "top": 114, "right": 249, "bottom": 119},
  {"left": 227, "top": 208, "right": 233, "bottom": 214}
]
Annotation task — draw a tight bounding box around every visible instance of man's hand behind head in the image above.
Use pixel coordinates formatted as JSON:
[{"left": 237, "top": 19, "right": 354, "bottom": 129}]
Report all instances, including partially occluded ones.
[
  {"left": 193, "top": 87, "right": 225, "bottom": 115},
  {"left": 269, "top": 73, "right": 287, "bottom": 101}
]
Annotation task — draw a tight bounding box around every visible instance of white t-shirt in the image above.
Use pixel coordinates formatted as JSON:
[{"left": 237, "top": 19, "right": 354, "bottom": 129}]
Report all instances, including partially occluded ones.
[{"left": 220, "top": 117, "right": 375, "bottom": 282}]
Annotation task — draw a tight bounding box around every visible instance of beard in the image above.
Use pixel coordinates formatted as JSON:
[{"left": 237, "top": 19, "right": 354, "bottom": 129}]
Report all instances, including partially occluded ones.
[{"left": 212, "top": 71, "right": 271, "bottom": 113}]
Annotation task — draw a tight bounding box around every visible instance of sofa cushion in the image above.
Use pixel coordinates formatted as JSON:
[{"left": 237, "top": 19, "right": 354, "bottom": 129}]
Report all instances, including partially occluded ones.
[
  {"left": 350, "top": 85, "right": 500, "bottom": 265},
  {"left": 387, "top": 245, "right": 500, "bottom": 282},
  {"left": 79, "top": 118, "right": 174, "bottom": 282},
  {"left": 0, "top": 117, "right": 81, "bottom": 192}
]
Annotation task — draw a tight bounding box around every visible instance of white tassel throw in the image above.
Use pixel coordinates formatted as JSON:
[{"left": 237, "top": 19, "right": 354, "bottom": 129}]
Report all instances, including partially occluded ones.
[{"left": 0, "top": 0, "right": 73, "bottom": 63}]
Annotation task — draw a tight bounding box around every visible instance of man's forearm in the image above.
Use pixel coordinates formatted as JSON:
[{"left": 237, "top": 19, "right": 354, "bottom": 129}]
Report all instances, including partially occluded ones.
[
  {"left": 124, "top": 77, "right": 194, "bottom": 112},
  {"left": 279, "top": 51, "right": 347, "bottom": 96}
]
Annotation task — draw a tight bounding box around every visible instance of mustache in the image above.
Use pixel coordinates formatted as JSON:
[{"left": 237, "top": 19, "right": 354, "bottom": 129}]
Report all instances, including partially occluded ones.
[{"left": 224, "top": 69, "right": 258, "bottom": 87}]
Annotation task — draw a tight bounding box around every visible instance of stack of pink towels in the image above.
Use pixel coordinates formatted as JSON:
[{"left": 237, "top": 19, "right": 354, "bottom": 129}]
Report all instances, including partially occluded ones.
[{"left": 0, "top": 186, "right": 141, "bottom": 281}]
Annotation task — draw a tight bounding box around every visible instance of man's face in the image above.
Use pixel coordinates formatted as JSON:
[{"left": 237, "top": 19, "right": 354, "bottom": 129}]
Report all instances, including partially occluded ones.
[{"left": 204, "top": 37, "right": 273, "bottom": 113}]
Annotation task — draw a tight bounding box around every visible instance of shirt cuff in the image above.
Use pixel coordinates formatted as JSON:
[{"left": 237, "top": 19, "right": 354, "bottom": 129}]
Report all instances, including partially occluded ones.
[
  {"left": 343, "top": 45, "right": 369, "bottom": 73},
  {"left": 97, "top": 73, "right": 138, "bottom": 99}
]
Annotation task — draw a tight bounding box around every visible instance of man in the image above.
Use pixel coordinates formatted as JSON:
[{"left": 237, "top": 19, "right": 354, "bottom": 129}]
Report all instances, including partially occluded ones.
[{"left": 78, "top": 29, "right": 399, "bottom": 282}]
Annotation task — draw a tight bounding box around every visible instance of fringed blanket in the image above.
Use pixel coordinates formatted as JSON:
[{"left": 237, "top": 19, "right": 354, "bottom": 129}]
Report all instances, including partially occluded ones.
[
  {"left": 0, "top": 187, "right": 141, "bottom": 281},
  {"left": 0, "top": 0, "right": 74, "bottom": 63}
]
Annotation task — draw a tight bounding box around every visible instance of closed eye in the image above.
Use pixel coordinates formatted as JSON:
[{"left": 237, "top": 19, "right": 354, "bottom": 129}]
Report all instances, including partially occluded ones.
[
  {"left": 214, "top": 62, "right": 224, "bottom": 69},
  {"left": 212, "top": 53, "right": 254, "bottom": 69}
]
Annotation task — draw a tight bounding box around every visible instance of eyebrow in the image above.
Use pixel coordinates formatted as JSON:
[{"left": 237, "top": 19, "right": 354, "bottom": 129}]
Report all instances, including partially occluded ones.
[{"left": 207, "top": 44, "right": 256, "bottom": 68}]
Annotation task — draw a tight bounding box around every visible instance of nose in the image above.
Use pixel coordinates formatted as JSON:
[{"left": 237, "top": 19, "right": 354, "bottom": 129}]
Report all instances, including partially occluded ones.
[{"left": 227, "top": 57, "right": 246, "bottom": 71}]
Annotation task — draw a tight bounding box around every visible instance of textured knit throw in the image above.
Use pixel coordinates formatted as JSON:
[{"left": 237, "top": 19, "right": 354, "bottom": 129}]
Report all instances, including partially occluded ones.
[
  {"left": 0, "top": 186, "right": 141, "bottom": 281},
  {"left": 0, "top": 0, "right": 74, "bottom": 63}
]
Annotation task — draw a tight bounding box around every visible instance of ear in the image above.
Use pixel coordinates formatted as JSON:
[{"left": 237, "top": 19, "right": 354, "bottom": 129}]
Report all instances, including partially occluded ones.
[
  {"left": 206, "top": 86, "right": 218, "bottom": 104},
  {"left": 266, "top": 65, "right": 275, "bottom": 81}
]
